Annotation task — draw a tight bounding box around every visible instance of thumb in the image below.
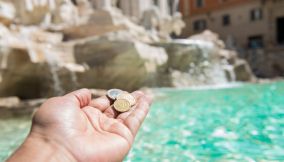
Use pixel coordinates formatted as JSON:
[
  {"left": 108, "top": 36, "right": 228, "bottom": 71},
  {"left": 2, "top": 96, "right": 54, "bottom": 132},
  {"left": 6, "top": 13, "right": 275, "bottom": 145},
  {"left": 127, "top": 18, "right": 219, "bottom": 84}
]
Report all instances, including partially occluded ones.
[{"left": 64, "top": 88, "right": 92, "bottom": 108}]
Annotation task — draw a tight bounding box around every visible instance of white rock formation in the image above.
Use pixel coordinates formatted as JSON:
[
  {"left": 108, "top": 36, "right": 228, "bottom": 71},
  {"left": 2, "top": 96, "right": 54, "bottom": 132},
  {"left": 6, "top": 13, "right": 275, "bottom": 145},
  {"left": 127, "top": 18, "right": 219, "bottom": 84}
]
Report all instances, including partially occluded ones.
[{"left": 0, "top": 1, "right": 15, "bottom": 25}]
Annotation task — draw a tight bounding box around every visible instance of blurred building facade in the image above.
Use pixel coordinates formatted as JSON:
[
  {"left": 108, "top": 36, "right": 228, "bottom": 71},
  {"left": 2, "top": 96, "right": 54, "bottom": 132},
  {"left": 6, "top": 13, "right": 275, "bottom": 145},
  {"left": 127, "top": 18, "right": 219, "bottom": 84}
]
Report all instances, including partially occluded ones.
[
  {"left": 90, "top": 0, "right": 185, "bottom": 38},
  {"left": 90, "top": 0, "right": 180, "bottom": 18},
  {"left": 179, "top": 0, "right": 284, "bottom": 50}
]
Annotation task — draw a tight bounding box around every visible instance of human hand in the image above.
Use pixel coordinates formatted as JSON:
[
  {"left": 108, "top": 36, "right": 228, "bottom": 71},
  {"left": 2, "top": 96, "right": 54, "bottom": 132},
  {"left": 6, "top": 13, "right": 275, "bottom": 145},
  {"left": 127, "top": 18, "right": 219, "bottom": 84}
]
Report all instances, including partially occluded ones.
[{"left": 7, "top": 89, "right": 152, "bottom": 162}]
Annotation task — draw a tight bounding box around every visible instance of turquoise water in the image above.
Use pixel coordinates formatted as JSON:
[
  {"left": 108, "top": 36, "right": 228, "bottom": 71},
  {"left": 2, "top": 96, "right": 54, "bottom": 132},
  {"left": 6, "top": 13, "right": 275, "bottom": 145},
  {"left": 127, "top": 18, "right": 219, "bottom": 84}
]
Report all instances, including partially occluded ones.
[
  {"left": 126, "top": 82, "right": 284, "bottom": 161},
  {"left": 0, "top": 118, "right": 30, "bottom": 161},
  {"left": 0, "top": 82, "right": 284, "bottom": 161}
]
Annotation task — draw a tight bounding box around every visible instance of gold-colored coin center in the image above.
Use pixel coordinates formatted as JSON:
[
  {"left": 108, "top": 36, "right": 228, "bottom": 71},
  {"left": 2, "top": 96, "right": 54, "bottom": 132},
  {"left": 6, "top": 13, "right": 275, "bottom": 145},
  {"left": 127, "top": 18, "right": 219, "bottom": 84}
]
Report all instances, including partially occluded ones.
[{"left": 113, "top": 99, "right": 131, "bottom": 112}]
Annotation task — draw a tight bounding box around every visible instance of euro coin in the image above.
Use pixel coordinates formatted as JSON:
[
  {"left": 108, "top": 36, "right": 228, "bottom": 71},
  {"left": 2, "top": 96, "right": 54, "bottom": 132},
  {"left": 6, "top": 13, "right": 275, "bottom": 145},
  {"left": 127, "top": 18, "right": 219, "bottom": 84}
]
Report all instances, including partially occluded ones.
[
  {"left": 117, "top": 92, "right": 136, "bottom": 106},
  {"left": 113, "top": 99, "right": 131, "bottom": 112},
  {"left": 107, "top": 89, "right": 123, "bottom": 100}
]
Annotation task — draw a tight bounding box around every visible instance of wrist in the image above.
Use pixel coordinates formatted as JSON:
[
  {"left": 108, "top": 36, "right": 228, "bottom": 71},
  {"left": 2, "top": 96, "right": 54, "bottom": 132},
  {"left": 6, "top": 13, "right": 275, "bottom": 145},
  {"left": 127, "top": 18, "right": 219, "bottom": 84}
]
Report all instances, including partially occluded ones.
[{"left": 7, "top": 132, "right": 76, "bottom": 162}]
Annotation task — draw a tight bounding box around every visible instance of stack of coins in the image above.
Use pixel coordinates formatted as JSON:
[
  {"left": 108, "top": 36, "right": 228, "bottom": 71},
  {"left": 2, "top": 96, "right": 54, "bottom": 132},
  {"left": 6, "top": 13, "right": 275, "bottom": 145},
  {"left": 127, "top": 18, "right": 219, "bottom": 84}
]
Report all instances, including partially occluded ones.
[{"left": 107, "top": 89, "right": 136, "bottom": 112}]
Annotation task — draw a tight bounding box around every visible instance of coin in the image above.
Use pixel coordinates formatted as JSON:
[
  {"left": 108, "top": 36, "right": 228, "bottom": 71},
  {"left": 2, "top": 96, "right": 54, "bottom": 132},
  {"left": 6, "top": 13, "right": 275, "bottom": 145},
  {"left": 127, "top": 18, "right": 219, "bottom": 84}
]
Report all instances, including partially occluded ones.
[
  {"left": 107, "top": 89, "right": 123, "bottom": 100},
  {"left": 113, "top": 99, "right": 131, "bottom": 112},
  {"left": 117, "top": 92, "right": 136, "bottom": 106}
]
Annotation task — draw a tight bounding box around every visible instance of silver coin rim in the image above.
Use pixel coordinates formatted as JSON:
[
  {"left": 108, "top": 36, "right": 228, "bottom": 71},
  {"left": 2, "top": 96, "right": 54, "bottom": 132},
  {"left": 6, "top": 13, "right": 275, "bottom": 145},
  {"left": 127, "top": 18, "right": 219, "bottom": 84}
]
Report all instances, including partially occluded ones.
[{"left": 107, "top": 89, "right": 123, "bottom": 100}]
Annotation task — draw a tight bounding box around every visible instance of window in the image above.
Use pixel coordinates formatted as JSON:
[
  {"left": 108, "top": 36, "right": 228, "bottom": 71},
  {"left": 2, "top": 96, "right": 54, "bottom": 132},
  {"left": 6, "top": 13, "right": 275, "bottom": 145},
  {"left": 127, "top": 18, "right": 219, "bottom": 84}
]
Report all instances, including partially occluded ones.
[
  {"left": 196, "top": 0, "right": 204, "bottom": 8},
  {"left": 248, "top": 35, "right": 264, "bottom": 49},
  {"left": 193, "top": 19, "right": 207, "bottom": 31},
  {"left": 168, "top": 0, "right": 174, "bottom": 15},
  {"left": 154, "top": 0, "right": 159, "bottom": 6},
  {"left": 219, "top": 0, "right": 228, "bottom": 3},
  {"left": 71, "top": 0, "right": 77, "bottom": 5},
  {"left": 250, "top": 8, "right": 263, "bottom": 21},
  {"left": 116, "top": 0, "right": 121, "bottom": 9},
  {"left": 222, "top": 14, "right": 230, "bottom": 26},
  {"left": 277, "top": 17, "right": 284, "bottom": 44}
]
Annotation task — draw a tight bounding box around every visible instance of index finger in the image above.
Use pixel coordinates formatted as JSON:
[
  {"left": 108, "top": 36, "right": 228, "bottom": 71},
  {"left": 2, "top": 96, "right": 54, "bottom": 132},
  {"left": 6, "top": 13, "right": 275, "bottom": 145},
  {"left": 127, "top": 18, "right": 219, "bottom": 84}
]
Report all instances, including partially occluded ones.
[
  {"left": 123, "top": 94, "right": 152, "bottom": 136},
  {"left": 88, "top": 95, "right": 112, "bottom": 112}
]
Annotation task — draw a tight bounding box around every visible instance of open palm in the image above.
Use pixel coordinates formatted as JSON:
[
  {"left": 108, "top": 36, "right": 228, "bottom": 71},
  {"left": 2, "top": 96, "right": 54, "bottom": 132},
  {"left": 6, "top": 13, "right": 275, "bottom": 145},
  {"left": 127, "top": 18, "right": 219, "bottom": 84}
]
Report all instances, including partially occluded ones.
[{"left": 31, "top": 89, "right": 152, "bottom": 162}]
